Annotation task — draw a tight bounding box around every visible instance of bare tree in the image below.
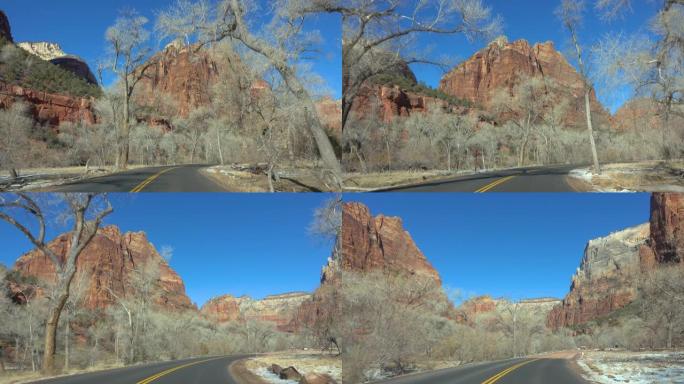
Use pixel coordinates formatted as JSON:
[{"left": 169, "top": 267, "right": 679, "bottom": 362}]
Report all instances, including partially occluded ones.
[
  {"left": 0, "top": 103, "right": 34, "bottom": 179},
  {"left": 156, "top": 0, "right": 344, "bottom": 185},
  {"left": 0, "top": 194, "right": 112, "bottom": 374},
  {"left": 106, "top": 9, "right": 153, "bottom": 170},
  {"left": 557, "top": 0, "right": 601, "bottom": 173},
  {"left": 334, "top": 0, "right": 501, "bottom": 130}
]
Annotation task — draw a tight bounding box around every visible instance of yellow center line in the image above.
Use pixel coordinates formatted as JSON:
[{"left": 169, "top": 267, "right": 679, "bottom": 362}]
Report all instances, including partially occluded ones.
[
  {"left": 475, "top": 175, "right": 517, "bottom": 193},
  {"left": 130, "top": 167, "right": 179, "bottom": 193},
  {"left": 137, "top": 357, "right": 223, "bottom": 384},
  {"left": 481, "top": 359, "right": 539, "bottom": 384}
]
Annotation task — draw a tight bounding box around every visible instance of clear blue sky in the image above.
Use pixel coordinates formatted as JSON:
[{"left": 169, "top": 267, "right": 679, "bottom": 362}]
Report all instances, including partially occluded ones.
[
  {"left": 1, "top": 0, "right": 341, "bottom": 99},
  {"left": 348, "top": 193, "right": 651, "bottom": 301},
  {"left": 408, "top": 0, "right": 661, "bottom": 112},
  {"left": 0, "top": 193, "right": 335, "bottom": 307}
]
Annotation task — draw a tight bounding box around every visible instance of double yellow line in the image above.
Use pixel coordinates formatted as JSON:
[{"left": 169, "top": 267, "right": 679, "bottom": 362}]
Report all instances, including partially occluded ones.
[
  {"left": 475, "top": 175, "right": 516, "bottom": 193},
  {"left": 481, "top": 359, "right": 539, "bottom": 384},
  {"left": 137, "top": 357, "right": 222, "bottom": 384},
  {"left": 130, "top": 167, "right": 179, "bottom": 193}
]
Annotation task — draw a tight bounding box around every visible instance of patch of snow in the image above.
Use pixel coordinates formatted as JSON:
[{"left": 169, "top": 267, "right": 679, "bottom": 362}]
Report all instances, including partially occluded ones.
[
  {"left": 578, "top": 351, "right": 684, "bottom": 384},
  {"left": 569, "top": 167, "right": 636, "bottom": 192},
  {"left": 252, "top": 367, "right": 299, "bottom": 384}
]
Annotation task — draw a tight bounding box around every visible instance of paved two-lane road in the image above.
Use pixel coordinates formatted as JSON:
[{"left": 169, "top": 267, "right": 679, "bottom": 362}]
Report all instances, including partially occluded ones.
[
  {"left": 375, "top": 357, "right": 586, "bottom": 384},
  {"left": 380, "top": 165, "right": 583, "bottom": 192},
  {"left": 28, "top": 355, "right": 246, "bottom": 384},
  {"left": 43, "top": 165, "right": 226, "bottom": 192}
]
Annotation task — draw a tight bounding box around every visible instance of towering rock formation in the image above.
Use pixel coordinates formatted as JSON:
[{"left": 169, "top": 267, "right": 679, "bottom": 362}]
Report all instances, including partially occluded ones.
[
  {"left": 17, "top": 42, "right": 97, "bottom": 85},
  {"left": 439, "top": 37, "right": 610, "bottom": 128},
  {"left": 17, "top": 42, "right": 67, "bottom": 60},
  {"left": 547, "top": 223, "right": 649, "bottom": 328},
  {"left": 549, "top": 193, "right": 684, "bottom": 328},
  {"left": 457, "top": 296, "right": 561, "bottom": 324},
  {"left": 351, "top": 84, "right": 450, "bottom": 123},
  {"left": 641, "top": 193, "right": 684, "bottom": 266},
  {"left": 325, "top": 202, "right": 442, "bottom": 284},
  {"left": 12, "top": 225, "right": 194, "bottom": 312},
  {"left": 200, "top": 292, "right": 312, "bottom": 330},
  {"left": 0, "top": 10, "right": 11, "bottom": 43}
]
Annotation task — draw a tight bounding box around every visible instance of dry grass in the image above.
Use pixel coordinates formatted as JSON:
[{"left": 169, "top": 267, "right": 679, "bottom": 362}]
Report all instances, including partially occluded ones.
[
  {"left": 573, "top": 160, "right": 684, "bottom": 192},
  {"left": 343, "top": 170, "right": 455, "bottom": 191},
  {"left": 244, "top": 350, "right": 342, "bottom": 383},
  {"left": 0, "top": 362, "right": 126, "bottom": 384}
]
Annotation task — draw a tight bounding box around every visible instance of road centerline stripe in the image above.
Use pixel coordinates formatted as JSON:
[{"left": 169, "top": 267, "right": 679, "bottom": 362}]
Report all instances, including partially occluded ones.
[
  {"left": 130, "top": 167, "right": 179, "bottom": 193},
  {"left": 136, "top": 357, "right": 223, "bottom": 384},
  {"left": 475, "top": 175, "right": 516, "bottom": 193},
  {"left": 481, "top": 359, "right": 539, "bottom": 384}
]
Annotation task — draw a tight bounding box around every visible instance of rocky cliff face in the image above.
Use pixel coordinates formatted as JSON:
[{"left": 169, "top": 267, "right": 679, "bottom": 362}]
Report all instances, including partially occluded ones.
[
  {"left": 457, "top": 296, "right": 561, "bottom": 324},
  {"left": 0, "top": 82, "right": 96, "bottom": 126},
  {"left": 12, "top": 225, "right": 194, "bottom": 312},
  {"left": 439, "top": 37, "right": 610, "bottom": 128},
  {"left": 325, "top": 202, "right": 442, "bottom": 284},
  {"left": 549, "top": 193, "right": 684, "bottom": 329},
  {"left": 17, "top": 42, "right": 66, "bottom": 60},
  {"left": 200, "top": 292, "right": 312, "bottom": 330},
  {"left": 547, "top": 223, "right": 650, "bottom": 328},
  {"left": 315, "top": 96, "right": 343, "bottom": 140},
  {"left": 351, "top": 83, "right": 449, "bottom": 123},
  {"left": 641, "top": 193, "right": 684, "bottom": 265},
  {"left": 0, "top": 10, "right": 12, "bottom": 43}
]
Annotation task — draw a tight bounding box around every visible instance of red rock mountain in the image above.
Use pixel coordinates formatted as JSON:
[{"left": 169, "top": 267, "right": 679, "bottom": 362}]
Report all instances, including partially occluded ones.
[
  {"left": 134, "top": 42, "right": 341, "bottom": 138},
  {"left": 326, "top": 202, "right": 442, "bottom": 284},
  {"left": 548, "top": 193, "right": 684, "bottom": 328},
  {"left": 0, "top": 10, "right": 12, "bottom": 42},
  {"left": 13, "top": 225, "right": 194, "bottom": 312},
  {"left": 439, "top": 37, "right": 610, "bottom": 128},
  {"left": 200, "top": 292, "right": 312, "bottom": 330}
]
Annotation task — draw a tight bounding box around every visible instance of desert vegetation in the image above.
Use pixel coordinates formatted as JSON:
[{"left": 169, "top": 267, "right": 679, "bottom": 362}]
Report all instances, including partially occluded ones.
[
  {"left": 337, "top": 264, "right": 684, "bottom": 383},
  {"left": 0, "top": 0, "right": 343, "bottom": 190},
  {"left": 341, "top": 0, "right": 684, "bottom": 180},
  {"left": 0, "top": 193, "right": 338, "bottom": 378}
]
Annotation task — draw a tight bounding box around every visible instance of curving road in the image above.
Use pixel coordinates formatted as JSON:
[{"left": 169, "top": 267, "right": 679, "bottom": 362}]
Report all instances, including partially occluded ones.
[
  {"left": 27, "top": 355, "right": 246, "bottom": 384},
  {"left": 378, "top": 165, "right": 584, "bottom": 192},
  {"left": 42, "top": 165, "right": 226, "bottom": 192},
  {"left": 374, "top": 357, "right": 587, "bottom": 384}
]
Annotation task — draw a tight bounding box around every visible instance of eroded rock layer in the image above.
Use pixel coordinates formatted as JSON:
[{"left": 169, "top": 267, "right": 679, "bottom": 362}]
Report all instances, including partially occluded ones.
[
  {"left": 547, "top": 224, "right": 649, "bottom": 328},
  {"left": 0, "top": 82, "right": 96, "bottom": 126},
  {"left": 13, "top": 225, "right": 194, "bottom": 311},
  {"left": 200, "top": 292, "right": 312, "bottom": 330}
]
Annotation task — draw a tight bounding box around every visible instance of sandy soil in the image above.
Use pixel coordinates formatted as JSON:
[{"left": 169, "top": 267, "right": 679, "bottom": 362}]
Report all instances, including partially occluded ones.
[{"left": 570, "top": 161, "right": 684, "bottom": 192}]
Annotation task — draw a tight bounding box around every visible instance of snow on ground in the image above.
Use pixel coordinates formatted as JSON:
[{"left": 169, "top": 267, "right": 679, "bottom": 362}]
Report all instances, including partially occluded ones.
[
  {"left": 253, "top": 367, "right": 300, "bottom": 384},
  {"left": 578, "top": 351, "right": 684, "bottom": 384}
]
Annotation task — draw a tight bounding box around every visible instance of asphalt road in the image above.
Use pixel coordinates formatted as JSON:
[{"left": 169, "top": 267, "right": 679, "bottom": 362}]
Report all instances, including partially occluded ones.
[
  {"left": 44, "top": 165, "right": 226, "bottom": 192},
  {"left": 380, "top": 165, "right": 582, "bottom": 192},
  {"left": 375, "top": 357, "right": 587, "bottom": 384},
  {"left": 27, "top": 355, "right": 246, "bottom": 384}
]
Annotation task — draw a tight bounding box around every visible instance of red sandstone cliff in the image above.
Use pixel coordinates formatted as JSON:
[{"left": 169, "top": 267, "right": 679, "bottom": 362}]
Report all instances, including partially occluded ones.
[
  {"left": 0, "top": 82, "right": 96, "bottom": 126},
  {"left": 12, "top": 225, "right": 194, "bottom": 312},
  {"left": 439, "top": 37, "right": 610, "bottom": 128},
  {"left": 351, "top": 84, "right": 450, "bottom": 123},
  {"left": 548, "top": 193, "right": 684, "bottom": 329},
  {"left": 324, "top": 202, "right": 442, "bottom": 284}
]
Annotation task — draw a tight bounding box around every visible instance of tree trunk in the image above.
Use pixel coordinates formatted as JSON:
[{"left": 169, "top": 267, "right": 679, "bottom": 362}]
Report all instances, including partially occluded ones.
[
  {"left": 116, "top": 88, "right": 131, "bottom": 170},
  {"left": 584, "top": 90, "right": 601, "bottom": 173},
  {"left": 267, "top": 163, "right": 275, "bottom": 193},
  {"left": 43, "top": 292, "right": 68, "bottom": 374},
  {"left": 64, "top": 308, "right": 70, "bottom": 371},
  {"left": 216, "top": 127, "right": 224, "bottom": 165}
]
